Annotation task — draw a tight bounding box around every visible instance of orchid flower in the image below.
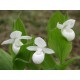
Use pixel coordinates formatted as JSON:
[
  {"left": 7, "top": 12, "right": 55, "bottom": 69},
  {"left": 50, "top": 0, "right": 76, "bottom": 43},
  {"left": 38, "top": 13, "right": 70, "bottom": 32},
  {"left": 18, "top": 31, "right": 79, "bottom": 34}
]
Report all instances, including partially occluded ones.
[
  {"left": 27, "top": 37, "right": 55, "bottom": 64},
  {"left": 1, "top": 31, "right": 32, "bottom": 54},
  {"left": 57, "top": 19, "right": 76, "bottom": 41}
]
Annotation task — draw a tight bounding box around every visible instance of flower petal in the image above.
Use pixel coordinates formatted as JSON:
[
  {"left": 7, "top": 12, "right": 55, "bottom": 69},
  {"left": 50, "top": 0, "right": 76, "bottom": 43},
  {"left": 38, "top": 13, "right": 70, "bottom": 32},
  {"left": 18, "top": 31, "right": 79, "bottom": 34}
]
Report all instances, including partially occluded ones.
[
  {"left": 61, "top": 28, "right": 75, "bottom": 41},
  {"left": 12, "top": 40, "right": 23, "bottom": 54},
  {"left": 43, "top": 48, "right": 55, "bottom": 54},
  {"left": 10, "top": 31, "right": 22, "bottom": 39},
  {"left": 35, "top": 37, "right": 46, "bottom": 48},
  {"left": 1, "top": 39, "right": 14, "bottom": 45},
  {"left": 63, "top": 19, "right": 75, "bottom": 29},
  {"left": 57, "top": 22, "right": 64, "bottom": 29},
  {"left": 27, "top": 46, "right": 38, "bottom": 51},
  {"left": 20, "top": 36, "right": 32, "bottom": 40},
  {"left": 32, "top": 51, "right": 45, "bottom": 64},
  {"left": 14, "top": 39, "right": 23, "bottom": 47},
  {"left": 12, "top": 43, "right": 20, "bottom": 54}
]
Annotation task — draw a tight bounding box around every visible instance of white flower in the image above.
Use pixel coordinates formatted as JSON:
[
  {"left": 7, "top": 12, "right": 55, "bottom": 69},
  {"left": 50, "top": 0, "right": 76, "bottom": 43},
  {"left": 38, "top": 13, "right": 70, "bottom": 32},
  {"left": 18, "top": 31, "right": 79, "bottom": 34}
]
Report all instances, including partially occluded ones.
[
  {"left": 27, "top": 37, "right": 55, "bottom": 64},
  {"left": 1, "top": 31, "right": 32, "bottom": 54},
  {"left": 57, "top": 19, "right": 75, "bottom": 41}
]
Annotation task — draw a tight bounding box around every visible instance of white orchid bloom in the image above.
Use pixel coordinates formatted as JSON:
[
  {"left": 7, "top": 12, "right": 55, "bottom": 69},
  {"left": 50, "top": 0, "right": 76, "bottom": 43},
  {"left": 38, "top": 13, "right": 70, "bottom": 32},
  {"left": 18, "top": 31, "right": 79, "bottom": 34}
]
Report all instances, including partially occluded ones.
[
  {"left": 1, "top": 31, "right": 32, "bottom": 54},
  {"left": 57, "top": 19, "right": 76, "bottom": 41},
  {"left": 27, "top": 37, "right": 55, "bottom": 64}
]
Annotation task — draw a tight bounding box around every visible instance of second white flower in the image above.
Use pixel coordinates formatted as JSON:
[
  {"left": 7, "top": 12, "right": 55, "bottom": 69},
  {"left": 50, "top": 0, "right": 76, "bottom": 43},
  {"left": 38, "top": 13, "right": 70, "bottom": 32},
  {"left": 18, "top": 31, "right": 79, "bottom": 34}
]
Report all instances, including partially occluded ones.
[
  {"left": 27, "top": 37, "right": 55, "bottom": 64},
  {"left": 57, "top": 19, "right": 75, "bottom": 41}
]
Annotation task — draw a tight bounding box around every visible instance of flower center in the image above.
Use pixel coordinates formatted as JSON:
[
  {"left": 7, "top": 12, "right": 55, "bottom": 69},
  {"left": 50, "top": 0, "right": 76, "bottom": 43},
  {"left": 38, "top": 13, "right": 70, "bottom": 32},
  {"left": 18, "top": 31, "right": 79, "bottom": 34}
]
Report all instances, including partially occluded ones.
[
  {"left": 35, "top": 51, "right": 43, "bottom": 55},
  {"left": 34, "top": 48, "right": 43, "bottom": 55},
  {"left": 37, "top": 48, "right": 43, "bottom": 52},
  {"left": 65, "top": 28, "right": 72, "bottom": 33},
  {"left": 14, "top": 40, "right": 23, "bottom": 47}
]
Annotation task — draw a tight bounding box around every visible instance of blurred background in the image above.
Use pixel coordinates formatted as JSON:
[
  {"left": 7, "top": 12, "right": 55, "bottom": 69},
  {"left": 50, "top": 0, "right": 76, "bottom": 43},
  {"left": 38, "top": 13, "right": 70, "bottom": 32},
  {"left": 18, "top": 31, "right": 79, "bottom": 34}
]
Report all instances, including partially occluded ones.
[{"left": 0, "top": 10, "right": 80, "bottom": 70}]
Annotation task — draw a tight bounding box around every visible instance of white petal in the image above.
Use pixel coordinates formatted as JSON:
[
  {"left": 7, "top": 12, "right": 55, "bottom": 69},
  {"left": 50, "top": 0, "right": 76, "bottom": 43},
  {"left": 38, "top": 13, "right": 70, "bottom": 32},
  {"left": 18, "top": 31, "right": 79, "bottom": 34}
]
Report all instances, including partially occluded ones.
[
  {"left": 32, "top": 51, "right": 45, "bottom": 64},
  {"left": 37, "top": 48, "right": 43, "bottom": 52},
  {"left": 35, "top": 37, "right": 46, "bottom": 48},
  {"left": 61, "top": 28, "right": 75, "bottom": 41},
  {"left": 14, "top": 39, "right": 23, "bottom": 47},
  {"left": 43, "top": 48, "right": 55, "bottom": 54},
  {"left": 12, "top": 39, "right": 23, "bottom": 54},
  {"left": 63, "top": 19, "right": 75, "bottom": 29},
  {"left": 10, "top": 31, "right": 22, "bottom": 39},
  {"left": 12, "top": 43, "right": 20, "bottom": 54},
  {"left": 57, "top": 22, "right": 64, "bottom": 29},
  {"left": 27, "top": 46, "right": 38, "bottom": 51},
  {"left": 20, "top": 36, "right": 32, "bottom": 40},
  {"left": 1, "top": 39, "right": 14, "bottom": 45}
]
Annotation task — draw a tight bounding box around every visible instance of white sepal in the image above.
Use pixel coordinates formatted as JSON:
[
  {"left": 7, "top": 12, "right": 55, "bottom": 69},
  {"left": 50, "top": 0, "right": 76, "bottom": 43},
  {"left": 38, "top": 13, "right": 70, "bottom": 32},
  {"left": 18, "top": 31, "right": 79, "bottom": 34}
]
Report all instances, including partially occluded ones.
[
  {"left": 35, "top": 37, "right": 46, "bottom": 48},
  {"left": 32, "top": 51, "right": 45, "bottom": 64},
  {"left": 12, "top": 39, "right": 23, "bottom": 54},
  {"left": 10, "top": 31, "right": 22, "bottom": 39},
  {"left": 43, "top": 48, "right": 55, "bottom": 54},
  {"left": 63, "top": 19, "right": 75, "bottom": 29},
  {"left": 1, "top": 39, "right": 14, "bottom": 45},
  {"left": 61, "top": 28, "right": 75, "bottom": 41}
]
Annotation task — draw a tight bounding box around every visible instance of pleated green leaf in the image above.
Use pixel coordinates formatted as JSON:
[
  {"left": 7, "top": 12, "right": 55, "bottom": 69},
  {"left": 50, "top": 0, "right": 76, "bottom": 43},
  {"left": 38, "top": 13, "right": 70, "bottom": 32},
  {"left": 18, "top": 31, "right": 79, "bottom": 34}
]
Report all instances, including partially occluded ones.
[
  {"left": 48, "top": 28, "right": 72, "bottom": 64},
  {"left": 47, "top": 11, "right": 67, "bottom": 30},
  {"left": 13, "top": 17, "right": 26, "bottom": 35},
  {"left": 13, "top": 17, "right": 27, "bottom": 44},
  {"left": 13, "top": 44, "right": 32, "bottom": 70},
  {"left": 47, "top": 11, "right": 72, "bottom": 64},
  {"left": 41, "top": 55, "right": 57, "bottom": 70},
  {"left": 61, "top": 56, "right": 80, "bottom": 69},
  {"left": 0, "top": 49, "right": 13, "bottom": 70},
  {"left": 9, "top": 17, "right": 27, "bottom": 57}
]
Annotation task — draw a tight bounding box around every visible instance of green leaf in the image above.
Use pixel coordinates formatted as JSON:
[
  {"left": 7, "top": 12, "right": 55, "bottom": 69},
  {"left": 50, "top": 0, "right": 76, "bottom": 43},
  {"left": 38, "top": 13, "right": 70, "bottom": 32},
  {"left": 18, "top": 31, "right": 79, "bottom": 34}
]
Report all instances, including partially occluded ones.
[
  {"left": 13, "top": 17, "right": 26, "bottom": 35},
  {"left": 64, "top": 13, "right": 68, "bottom": 20},
  {"left": 41, "top": 11, "right": 67, "bottom": 69},
  {"left": 48, "top": 28, "right": 72, "bottom": 64},
  {"left": 41, "top": 55, "right": 57, "bottom": 70},
  {"left": 13, "top": 59, "right": 27, "bottom": 70},
  {"left": 0, "top": 49, "right": 13, "bottom": 70},
  {"left": 61, "top": 56, "right": 80, "bottom": 69},
  {"left": 14, "top": 58, "right": 39, "bottom": 70},
  {"left": 27, "top": 63, "right": 39, "bottom": 70},
  {"left": 47, "top": 11, "right": 72, "bottom": 64},
  {"left": 9, "top": 44, "right": 16, "bottom": 58},
  {"left": 13, "top": 17, "right": 27, "bottom": 43},
  {"left": 13, "top": 44, "right": 32, "bottom": 70},
  {"left": 47, "top": 11, "right": 66, "bottom": 30},
  {"left": 9, "top": 17, "right": 28, "bottom": 57}
]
